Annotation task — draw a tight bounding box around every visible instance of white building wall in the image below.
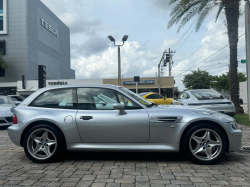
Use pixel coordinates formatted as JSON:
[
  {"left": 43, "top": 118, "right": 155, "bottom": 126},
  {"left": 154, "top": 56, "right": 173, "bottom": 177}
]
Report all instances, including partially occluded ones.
[{"left": 240, "top": 81, "right": 247, "bottom": 104}]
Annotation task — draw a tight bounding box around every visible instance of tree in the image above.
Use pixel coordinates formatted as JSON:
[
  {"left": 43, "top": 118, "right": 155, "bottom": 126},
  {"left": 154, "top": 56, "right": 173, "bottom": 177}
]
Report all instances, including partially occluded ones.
[
  {"left": 183, "top": 69, "right": 212, "bottom": 89},
  {"left": 168, "top": 0, "right": 244, "bottom": 114},
  {"left": 211, "top": 72, "right": 246, "bottom": 91},
  {"left": 0, "top": 55, "right": 7, "bottom": 73}
]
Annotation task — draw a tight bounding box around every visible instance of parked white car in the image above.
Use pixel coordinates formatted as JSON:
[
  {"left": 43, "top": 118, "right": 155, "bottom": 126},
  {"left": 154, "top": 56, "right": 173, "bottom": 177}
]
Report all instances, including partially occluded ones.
[
  {"left": 172, "top": 89, "right": 235, "bottom": 117},
  {"left": 0, "top": 96, "right": 15, "bottom": 126}
]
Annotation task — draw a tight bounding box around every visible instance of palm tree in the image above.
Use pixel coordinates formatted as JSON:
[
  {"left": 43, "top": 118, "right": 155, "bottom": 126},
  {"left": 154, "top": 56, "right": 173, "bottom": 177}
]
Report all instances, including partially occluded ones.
[
  {"left": 168, "top": 0, "right": 244, "bottom": 114},
  {"left": 0, "top": 55, "right": 7, "bottom": 74}
]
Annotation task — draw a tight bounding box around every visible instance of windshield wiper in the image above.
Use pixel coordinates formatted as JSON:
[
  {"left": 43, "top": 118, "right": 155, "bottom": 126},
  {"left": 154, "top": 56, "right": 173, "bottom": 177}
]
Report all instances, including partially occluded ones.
[{"left": 146, "top": 103, "right": 157, "bottom": 108}]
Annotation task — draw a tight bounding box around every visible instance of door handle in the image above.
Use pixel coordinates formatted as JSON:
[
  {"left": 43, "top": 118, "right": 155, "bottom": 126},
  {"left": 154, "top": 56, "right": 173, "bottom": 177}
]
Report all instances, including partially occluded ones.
[{"left": 80, "top": 116, "right": 93, "bottom": 120}]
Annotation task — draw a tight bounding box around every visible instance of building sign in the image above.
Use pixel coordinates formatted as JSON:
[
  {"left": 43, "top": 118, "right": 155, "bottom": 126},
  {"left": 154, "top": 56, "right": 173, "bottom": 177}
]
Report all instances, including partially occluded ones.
[
  {"left": 40, "top": 18, "right": 59, "bottom": 37},
  {"left": 123, "top": 80, "right": 155, "bottom": 85},
  {"left": 48, "top": 81, "right": 68, "bottom": 86}
]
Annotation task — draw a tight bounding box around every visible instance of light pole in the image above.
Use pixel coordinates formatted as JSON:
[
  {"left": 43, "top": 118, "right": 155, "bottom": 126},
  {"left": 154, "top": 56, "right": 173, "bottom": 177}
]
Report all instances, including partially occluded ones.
[{"left": 108, "top": 35, "right": 128, "bottom": 86}]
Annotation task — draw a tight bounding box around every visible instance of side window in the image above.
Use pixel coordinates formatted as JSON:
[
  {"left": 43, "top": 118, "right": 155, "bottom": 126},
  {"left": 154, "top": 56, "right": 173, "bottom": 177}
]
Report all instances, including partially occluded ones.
[
  {"left": 185, "top": 93, "right": 190, "bottom": 99},
  {"left": 29, "top": 88, "right": 76, "bottom": 109},
  {"left": 116, "top": 92, "right": 142, "bottom": 110},
  {"left": 77, "top": 88, "right": 117, "bottom": 110}
]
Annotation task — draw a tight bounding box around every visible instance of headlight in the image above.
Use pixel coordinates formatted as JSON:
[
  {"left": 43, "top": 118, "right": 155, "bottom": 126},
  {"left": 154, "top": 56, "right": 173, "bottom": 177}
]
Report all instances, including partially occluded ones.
[{"left": 230, "top": 121, "right": 238, "bottom": 130}]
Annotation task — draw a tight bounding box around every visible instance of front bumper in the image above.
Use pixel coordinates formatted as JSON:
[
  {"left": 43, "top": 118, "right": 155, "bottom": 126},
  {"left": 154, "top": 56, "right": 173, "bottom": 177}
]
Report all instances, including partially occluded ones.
[
  {"left": 228, "top": 129, "right": 242, "bottom": 152},
  {"left": 8, "top": 123, "right": 22, "bottom": 147}
]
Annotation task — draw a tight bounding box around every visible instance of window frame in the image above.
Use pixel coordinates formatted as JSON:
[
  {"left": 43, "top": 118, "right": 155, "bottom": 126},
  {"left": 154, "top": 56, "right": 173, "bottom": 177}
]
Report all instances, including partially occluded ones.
[
  {"left": 0, "top": 0, "right": 7, "bottom": 34},
  {"left": 29, "top": 88, "right": 77, "bottom": 110},
  {"left": 76, "top": 87, "right": 144, "bottom": 111},
  {"left": 76, "top": 87, "right": 118, "bottom": 111},
  {"left": 115, "top": 91, "right": 143, "bottom": 110}
]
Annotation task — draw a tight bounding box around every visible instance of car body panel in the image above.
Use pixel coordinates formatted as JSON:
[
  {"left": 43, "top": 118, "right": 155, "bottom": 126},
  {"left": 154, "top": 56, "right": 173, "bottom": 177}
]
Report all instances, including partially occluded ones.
[
  {"left": 76, "top": 109, "right": 150, "bottom": 143},
  {"left": 7, "top": 84, "right": 242, "bottom": 154}
]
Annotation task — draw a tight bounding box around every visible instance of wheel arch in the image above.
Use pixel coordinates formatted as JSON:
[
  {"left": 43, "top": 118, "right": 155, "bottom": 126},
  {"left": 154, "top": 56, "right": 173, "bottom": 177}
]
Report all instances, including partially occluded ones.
[
  {"left": 20, "top": 120, "right": 66, "bottom": 147},
  {"left": 179, "top": 120, "right": 229, "bottom": 152}
]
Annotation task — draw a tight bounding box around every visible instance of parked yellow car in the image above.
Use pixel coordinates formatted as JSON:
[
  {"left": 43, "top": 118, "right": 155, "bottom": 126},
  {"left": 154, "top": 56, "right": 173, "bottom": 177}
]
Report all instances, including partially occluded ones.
[{"left": 138, "top": 92, "right": 173, "bottom": 105}]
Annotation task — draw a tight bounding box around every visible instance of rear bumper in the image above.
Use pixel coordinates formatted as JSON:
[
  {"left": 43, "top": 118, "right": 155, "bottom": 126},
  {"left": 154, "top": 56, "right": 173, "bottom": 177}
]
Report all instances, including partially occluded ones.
[
  {"left": 0, "top": 116, "right": 13, "bottom": 126},
  {"left": 8, "top": 123, "right": 22, "bottom": 147}
]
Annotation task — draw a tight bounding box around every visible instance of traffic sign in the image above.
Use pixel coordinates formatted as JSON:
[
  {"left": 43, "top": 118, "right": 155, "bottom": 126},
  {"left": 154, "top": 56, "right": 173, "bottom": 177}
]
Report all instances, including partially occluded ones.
[{"left": 241, "top": 59, "right": 246, "bottom": 64}]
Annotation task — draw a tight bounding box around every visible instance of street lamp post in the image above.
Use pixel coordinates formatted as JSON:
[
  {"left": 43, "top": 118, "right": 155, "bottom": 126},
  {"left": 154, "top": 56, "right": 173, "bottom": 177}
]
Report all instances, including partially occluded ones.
[{"left": 108, "top": 35, "right": 128, "bottom": 86}]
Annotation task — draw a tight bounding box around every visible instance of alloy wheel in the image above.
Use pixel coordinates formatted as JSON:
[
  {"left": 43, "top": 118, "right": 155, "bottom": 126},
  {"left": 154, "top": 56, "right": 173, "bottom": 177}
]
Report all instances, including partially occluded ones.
[
  {"left": 27, "top": 128, "right": 57, "bottom": 160},
  {"left": 189, "top": 128, "right": 222, "bottom": 161}
]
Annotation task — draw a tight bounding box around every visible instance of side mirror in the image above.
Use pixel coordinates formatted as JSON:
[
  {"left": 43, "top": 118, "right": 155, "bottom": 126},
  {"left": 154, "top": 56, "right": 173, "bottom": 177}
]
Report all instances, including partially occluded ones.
[
  {"left": 113, "top": 103, "right": 127, "bottom": 115},
  {"left": 99, "top": 101, "right": 106, "bottom": 106},
  {"left": 164, "top": 97, "right": 166, "bottom": 100}
]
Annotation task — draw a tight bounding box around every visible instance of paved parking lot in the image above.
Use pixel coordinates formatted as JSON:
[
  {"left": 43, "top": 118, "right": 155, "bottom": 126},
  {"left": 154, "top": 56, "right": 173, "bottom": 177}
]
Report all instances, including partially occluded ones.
[{"left": 0, "top": 124, "right": 250, "bottom": 187}]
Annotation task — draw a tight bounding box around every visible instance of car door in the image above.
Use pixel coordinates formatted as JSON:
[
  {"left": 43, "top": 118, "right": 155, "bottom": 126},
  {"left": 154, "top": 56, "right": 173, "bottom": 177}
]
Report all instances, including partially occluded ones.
[{"left": 75, "top": 87, "right": 149, "bottom": 143}]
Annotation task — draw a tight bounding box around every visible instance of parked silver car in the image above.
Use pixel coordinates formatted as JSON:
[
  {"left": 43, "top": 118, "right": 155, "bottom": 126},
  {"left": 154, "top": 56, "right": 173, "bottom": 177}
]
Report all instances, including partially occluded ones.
[
  {"left": 0, "top": 96, "right": 15, "bottom": 126},
  {"left": 8, "top": 85, "right": 242, "bottom": 164},
  {"left": 172, "top": 89, "right": 235, "bottom": 117},
  {"left": 8, "top": 95, "right": 25, "bottom": 106}
]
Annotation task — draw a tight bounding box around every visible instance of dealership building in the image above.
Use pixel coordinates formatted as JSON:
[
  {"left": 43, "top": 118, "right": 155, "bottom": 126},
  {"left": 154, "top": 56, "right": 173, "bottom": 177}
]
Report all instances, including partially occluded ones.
[
  {"left": 0, "top": 76, "right": 175, "bottom": 97},
  {"left": 0, "top": 0, "right": 75, "bottom": 95}
]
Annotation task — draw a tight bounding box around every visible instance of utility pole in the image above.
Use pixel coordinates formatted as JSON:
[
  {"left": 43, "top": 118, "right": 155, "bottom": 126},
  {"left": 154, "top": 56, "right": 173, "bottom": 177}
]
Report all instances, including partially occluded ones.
[
  {"left": 245, "top": 1, "right": 250, "bottom": 119},
  {"left": 169, "top": 48, "right": 171, "bottom": 76},
  {"left": 158, "top": 50, "right": 167, "bottom": 95}
]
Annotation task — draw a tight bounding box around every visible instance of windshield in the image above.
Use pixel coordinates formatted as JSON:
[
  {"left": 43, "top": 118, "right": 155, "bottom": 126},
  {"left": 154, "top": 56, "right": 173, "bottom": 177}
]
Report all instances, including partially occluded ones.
[
  {"left": 0, "top": 96, "right": 11, "bottom": 105},
  {"left": 119, "top": 87, "right": 152, "bottom": 106},
  {"left": 191, "top": 90, "right": 225, "bottom": 100}
]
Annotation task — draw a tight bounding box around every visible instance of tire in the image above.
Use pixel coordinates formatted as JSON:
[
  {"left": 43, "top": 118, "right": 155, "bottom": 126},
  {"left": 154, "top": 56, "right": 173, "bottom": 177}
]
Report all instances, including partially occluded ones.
[
  {"left": 23, "top": 124, "right": 66, "bottom": 163},
  {"left": 183, "top": 124, "right": 227, "bottom": 165}
]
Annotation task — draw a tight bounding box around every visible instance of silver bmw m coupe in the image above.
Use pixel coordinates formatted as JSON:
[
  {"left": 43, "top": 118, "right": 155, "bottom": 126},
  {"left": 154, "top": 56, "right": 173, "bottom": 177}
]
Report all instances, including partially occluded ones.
[{"left": 8, "top": 84, "right": 242, "bottom": 164}]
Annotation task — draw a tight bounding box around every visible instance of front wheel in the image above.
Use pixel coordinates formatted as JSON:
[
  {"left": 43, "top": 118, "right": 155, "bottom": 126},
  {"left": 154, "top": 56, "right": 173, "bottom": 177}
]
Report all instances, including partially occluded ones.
[
  {"left": 183, "top": 124, "right": 227, "bottom": 165},
  {"left": 23, "top": 125, "right": 65, "bottom": 163}
]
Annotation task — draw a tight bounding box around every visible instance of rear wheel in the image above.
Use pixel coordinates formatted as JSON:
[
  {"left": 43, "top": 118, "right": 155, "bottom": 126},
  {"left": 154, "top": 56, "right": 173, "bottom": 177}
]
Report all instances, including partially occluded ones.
[
  {"left": 183, "top": 124, "right": 227, "bottom": 165},
  {"left": 23, "top": 124, "right": 65, "bottom": 163}
]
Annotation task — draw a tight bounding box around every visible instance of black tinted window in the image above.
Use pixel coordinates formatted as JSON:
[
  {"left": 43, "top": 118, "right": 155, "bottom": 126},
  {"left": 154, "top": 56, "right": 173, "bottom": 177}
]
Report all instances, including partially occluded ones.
[
  {"left": 30, "top": 88, "right": 76, "bottom": 109},
  {"left": 146, "top": 94, "right": 163, "bottom": 99},
  {"left": 10, "top": 96, "right": 24, "bottom": 101},
  {"left": 77, "top": 88, "right": 117, "bottom": 110}
]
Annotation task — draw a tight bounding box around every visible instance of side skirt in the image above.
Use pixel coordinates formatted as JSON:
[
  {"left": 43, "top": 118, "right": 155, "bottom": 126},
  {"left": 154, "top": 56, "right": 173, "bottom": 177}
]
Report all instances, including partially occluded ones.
[{"left": 67, "top": 143, "right": 179, "bottom": 152}]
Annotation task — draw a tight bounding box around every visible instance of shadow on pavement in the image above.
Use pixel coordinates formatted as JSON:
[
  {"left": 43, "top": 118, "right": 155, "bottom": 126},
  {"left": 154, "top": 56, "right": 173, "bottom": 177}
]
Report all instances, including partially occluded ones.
[
  {"left": 0, "top": 126, "right": 9, "bottom": 130},
  {"left": 63, "top": 151, "right": 188, "bottom": 162}
]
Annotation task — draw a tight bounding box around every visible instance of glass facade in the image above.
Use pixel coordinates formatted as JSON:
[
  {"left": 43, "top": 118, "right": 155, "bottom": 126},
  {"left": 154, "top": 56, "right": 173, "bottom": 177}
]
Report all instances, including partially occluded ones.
[
  {"left": 0, "top": 0, "right": 3, "bottom": 14},
  {"left": 0, "top": 0, "right": 6, "bottom": 34},
  {"left": 0, "top": 16, "right": 3, "bottom": 31},
  {"left": 0, "top": 87, "right": 16, "bottom": 95}
]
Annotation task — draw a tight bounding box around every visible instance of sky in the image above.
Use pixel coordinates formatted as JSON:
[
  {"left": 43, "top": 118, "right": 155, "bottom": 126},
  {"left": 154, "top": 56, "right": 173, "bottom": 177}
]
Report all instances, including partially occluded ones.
[{"left": 41, "top": 0, "right": 247, "bottom": 91}]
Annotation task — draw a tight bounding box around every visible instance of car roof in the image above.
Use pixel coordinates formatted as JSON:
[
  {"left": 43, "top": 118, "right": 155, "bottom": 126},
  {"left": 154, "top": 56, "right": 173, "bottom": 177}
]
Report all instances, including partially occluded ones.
[
  {"left": 19, "top": 84, "right": 122, "bottom": 105},
  {"left": 187, "top": 89, "right": 215, "bottom": 92}
]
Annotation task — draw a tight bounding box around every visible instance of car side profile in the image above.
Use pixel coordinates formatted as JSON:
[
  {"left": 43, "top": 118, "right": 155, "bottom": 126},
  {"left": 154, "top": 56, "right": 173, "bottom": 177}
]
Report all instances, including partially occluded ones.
[
  {"left": 8, "top": 85, "right": 242, "bottom": 164},
  {"left": 172, "top": 89, "right": 235, "bottom": 117},
  {"left": 139, "top": 92, "right": 173, "bottom": 105}
]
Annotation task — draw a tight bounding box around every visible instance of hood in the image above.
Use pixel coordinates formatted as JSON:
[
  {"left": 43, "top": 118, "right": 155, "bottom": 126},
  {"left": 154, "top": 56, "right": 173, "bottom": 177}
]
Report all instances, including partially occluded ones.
[{"left": 146, "top": 104, "right": 234, "bottom": 122}]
